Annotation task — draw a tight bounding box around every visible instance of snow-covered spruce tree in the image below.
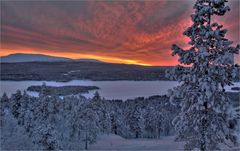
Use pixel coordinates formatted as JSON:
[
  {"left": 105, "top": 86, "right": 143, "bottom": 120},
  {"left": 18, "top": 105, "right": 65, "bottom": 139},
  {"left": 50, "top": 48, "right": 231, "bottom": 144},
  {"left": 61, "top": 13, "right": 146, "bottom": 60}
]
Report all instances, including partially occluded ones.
[
  {"left": 144, "top": 105, "right": 163, "bottom": 138},
  {"left": 166, "top": 0, "right": 239, "bottom": 150},
  {"left": 92, "top": 97, "right": 112, "bottom": 134},
  {"left": 79, "top": 103, "right": 99, "bottom": 150},
  {"left": 126, "top": 105, "right": 145, "bottom": 138}
]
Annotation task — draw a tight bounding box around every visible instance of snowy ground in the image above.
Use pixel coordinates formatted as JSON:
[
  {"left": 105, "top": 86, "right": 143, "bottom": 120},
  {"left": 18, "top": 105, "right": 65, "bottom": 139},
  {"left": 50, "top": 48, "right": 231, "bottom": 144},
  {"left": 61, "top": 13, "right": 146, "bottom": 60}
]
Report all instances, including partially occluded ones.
[
  {"left": 89, "top": 134, "right": 184, "bottom": 151},
  {"left": 225, "top": 82, "right": 240, "bottom": 92},
  {"left": 89, "top": 134, "right": 240, "bottom": 151}
]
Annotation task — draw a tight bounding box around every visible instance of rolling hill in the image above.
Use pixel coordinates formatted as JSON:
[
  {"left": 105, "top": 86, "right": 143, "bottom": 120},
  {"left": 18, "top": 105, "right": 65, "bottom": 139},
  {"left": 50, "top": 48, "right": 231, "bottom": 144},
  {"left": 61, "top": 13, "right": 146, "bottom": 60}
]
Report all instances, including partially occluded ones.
[
  {"left": 0, "top": 53, "right": 72, "bottom": 63},
  {"left": 0, "top": 53, "right": 103, "bottom": 63}
]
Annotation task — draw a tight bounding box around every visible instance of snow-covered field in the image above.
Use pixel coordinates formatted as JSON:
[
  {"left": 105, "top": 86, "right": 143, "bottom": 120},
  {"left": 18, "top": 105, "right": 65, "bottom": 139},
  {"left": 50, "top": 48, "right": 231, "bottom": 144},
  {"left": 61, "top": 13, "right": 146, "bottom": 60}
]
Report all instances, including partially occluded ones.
[
  {"left": 89, "top": 134, "right": 183, "bottom": 151},
  {"left": 89, "top": 134, "right": 240, "bottom": 151}
]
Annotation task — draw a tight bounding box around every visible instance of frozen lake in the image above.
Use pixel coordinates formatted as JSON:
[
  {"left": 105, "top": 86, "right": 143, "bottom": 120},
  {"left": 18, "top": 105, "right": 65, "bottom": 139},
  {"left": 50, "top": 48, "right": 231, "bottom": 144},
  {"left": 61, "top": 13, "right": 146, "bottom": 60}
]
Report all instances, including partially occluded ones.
[{"left": 0, "top": 80, "right": 239, "bottom": 100}]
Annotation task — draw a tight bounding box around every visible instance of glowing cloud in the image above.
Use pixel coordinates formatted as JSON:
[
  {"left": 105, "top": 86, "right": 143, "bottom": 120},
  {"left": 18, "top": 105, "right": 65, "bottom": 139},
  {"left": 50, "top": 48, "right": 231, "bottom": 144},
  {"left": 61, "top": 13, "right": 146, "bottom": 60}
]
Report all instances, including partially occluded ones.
[{"left": 1, "top": 1, "right": 239, "bottom": 65}]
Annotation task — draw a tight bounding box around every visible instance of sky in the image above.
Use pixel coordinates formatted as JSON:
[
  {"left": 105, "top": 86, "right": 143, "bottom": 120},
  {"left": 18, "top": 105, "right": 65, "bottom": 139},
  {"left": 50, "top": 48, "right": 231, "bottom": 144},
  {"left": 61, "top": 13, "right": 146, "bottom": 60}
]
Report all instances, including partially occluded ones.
[{"left": 1, "top": 0, "right": 239, "bottom": 66}]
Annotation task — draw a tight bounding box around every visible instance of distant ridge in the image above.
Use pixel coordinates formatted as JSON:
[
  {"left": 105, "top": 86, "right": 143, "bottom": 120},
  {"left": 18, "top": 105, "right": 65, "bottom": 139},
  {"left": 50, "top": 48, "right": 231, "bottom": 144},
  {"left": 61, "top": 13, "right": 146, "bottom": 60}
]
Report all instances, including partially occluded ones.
[
  {"left": 0, "top": 53, "right": 103, "bottom": 63},
  {"left": 75, "top": 58, "right": 103, "bottom": 63},
  {"left": 0, "top": 53, "right": 72, "bottom": 63}
]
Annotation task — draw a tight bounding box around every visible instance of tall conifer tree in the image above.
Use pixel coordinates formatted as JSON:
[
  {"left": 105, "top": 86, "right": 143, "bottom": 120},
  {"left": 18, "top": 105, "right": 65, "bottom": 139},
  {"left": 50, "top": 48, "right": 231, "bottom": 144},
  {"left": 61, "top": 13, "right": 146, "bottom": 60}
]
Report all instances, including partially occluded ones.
[{"left": 166, "top": 0, "right": 239, "bottom": 150}]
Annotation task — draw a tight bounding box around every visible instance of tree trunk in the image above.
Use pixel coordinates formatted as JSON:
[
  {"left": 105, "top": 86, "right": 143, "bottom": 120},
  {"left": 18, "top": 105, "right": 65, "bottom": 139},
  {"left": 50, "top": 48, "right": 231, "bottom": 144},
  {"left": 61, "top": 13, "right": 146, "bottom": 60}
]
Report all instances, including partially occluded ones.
[
  {"left": 158, "top": 128, "right": 161, "bottom": 138},
  {"left": 85, "top": 133, "right": 88, "bottom": 150},
  {"left": 136, "top": 131, "right": 139, "bottom": 138},
  {"left": 201, "top": 101, "right": 208, "bottom": 151}
]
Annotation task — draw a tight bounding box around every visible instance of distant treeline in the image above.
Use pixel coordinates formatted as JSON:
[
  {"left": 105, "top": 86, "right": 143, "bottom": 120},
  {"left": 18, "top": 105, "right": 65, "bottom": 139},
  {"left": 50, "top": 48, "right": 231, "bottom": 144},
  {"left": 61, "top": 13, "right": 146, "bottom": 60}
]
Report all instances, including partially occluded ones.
[{"left": 0, "top": 62, "right": 173, "bottom": 81}]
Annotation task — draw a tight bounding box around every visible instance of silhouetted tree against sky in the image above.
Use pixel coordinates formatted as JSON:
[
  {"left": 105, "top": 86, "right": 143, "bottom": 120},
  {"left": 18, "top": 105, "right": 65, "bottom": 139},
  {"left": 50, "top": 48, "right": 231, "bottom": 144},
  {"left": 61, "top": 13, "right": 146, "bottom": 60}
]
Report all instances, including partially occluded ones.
[{"left": 166, "top": 0, "right": 239, "bottom": 150}]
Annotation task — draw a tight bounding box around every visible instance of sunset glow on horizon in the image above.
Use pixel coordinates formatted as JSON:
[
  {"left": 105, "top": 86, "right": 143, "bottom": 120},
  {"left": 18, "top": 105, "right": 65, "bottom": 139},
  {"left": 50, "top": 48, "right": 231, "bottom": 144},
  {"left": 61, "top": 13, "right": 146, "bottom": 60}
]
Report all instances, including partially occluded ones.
[{"left": 1, "top": 1, "right": 239, "bottom": 66}]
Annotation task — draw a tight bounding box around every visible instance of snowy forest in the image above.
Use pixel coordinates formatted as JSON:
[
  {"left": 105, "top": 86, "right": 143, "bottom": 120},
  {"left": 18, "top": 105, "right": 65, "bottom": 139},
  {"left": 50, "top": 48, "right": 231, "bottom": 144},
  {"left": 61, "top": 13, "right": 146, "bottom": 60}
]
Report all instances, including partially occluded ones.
[
  {"left": 0, "top": 85, "right": 239, "bottom": 150},
  {"left": 1, "top": 87, "right": 179, "bottom": 150}
]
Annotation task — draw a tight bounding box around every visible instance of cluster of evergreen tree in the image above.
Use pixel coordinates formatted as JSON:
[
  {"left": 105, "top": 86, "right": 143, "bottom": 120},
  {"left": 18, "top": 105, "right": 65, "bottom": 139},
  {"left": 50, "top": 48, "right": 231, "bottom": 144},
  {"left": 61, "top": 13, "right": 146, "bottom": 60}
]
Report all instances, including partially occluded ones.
[{"left": 0, "top": 88, "right": 178, "bottom": 150}]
